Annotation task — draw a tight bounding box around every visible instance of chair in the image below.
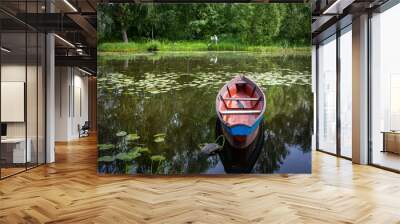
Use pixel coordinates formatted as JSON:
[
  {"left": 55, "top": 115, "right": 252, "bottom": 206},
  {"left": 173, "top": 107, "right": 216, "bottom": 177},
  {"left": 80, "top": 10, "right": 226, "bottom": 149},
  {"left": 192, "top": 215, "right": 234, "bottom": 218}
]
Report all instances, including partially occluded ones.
[{"left": 79, "top": 121, "right": 90, "bottom": 138}]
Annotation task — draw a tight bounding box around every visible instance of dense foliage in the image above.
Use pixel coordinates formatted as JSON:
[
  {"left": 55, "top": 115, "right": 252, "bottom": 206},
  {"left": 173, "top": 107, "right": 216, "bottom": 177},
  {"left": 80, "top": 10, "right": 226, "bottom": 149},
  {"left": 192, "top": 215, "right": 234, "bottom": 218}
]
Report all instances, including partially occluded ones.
[{"left": 98, "top": 3, "right": 311, "bottom": 46}]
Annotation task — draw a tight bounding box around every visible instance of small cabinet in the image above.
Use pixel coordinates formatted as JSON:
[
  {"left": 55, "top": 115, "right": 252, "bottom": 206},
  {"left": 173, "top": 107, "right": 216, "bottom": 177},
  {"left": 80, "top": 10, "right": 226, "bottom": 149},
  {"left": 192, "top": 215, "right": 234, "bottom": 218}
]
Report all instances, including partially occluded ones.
[{"left": 382, "top": 132, "right": 400, "bottom": 154}]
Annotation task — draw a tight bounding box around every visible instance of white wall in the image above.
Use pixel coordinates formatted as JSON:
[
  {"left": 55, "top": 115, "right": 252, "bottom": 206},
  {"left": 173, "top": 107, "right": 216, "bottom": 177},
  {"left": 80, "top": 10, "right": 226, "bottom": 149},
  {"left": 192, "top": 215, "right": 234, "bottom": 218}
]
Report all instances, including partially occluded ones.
[
  {"left": 1, "top": 65, "right": 41, "bottom": 137},
  {"left": 72, "top": 72, "right": 89, "bottom": 138},
  {"left": 1, "top": 65, "right": 26, "bottom": 138},
  {"left": 55, "top": 67, "right": 89, "bottom": 141},
  {"left": 55, "top": 66, "right": 70, "bottom": 141},
  {"left": 1, "top": 63, "right": 46, "bottom": 164}
]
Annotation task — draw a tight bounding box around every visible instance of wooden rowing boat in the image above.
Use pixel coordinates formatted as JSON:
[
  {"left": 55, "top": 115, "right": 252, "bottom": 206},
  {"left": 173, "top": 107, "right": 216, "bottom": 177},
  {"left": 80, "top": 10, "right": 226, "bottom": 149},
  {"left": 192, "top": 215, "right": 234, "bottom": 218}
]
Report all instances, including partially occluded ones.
[{"left": 216, "top": 75, "right": 266, "bottom": 149}]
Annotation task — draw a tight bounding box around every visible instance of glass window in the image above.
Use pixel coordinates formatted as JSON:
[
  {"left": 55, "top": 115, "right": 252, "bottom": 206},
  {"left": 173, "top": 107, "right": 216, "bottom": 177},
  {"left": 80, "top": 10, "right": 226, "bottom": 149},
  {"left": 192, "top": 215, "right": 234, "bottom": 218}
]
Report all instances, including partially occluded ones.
[
  {"left": 318, "top": 35, "right": 337, "bottom": 154},
  {"left": 371, "top": 3, "right": 400, "bottom": 171},
  {"left": 0, "top": 1, "right": 46, "bottom": 179},
  {"left": 1, "top": 31, "right": 28, "bottom": 178},
  {"left": 340, "top": 26, "right": 352, "bottom": 158}
]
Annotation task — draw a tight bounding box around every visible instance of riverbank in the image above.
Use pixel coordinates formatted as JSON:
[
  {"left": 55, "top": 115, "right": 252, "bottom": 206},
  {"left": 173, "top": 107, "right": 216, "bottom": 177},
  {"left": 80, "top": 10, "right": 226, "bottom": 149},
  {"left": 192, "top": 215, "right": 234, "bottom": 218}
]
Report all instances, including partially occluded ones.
[{"left": 98, "top": 40, "right": 310, "bottom": 54}]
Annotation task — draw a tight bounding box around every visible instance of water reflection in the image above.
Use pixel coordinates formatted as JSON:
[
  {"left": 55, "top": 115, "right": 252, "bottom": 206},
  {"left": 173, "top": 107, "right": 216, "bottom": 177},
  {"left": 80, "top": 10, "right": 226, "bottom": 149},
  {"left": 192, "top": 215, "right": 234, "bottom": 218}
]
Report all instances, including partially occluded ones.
[
  {"left": 97, "top": 52, "right": 312, "bottom": 174},
  {"left": 216, "top": 119, "right": 264, "bottom": 173}
]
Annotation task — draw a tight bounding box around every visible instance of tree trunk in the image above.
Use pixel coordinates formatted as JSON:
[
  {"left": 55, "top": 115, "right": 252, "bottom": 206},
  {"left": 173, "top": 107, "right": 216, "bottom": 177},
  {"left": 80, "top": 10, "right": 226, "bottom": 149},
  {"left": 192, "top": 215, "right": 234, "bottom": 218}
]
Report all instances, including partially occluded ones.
[{"left": 122, "top": 29, "right": 128, "bottom": 43}]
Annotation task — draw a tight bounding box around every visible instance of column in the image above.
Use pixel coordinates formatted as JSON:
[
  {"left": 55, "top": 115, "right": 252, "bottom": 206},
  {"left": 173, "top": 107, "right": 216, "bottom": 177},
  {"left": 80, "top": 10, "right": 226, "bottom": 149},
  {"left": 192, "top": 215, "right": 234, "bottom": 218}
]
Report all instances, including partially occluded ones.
[{"left": 352, "top": 14, "right": 369, "bottom": 164}]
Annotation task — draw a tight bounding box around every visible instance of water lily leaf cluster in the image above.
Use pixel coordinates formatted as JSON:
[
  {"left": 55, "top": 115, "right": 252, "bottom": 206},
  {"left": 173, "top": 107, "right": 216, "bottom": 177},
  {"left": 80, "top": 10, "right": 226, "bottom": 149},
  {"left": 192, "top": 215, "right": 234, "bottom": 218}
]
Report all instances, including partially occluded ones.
[
  {"left": 116, "top": 151, "right": 141, "bottom": 161},
  {"left": 151, "top": 155, "right": 166, "bottom": 162},
  {"left": 126, "top": 133, "right": 140, "bottom": 141},
  {"left": 98, "top": 144, "right": 114, "bottom": 151},
  {"left": 98, "top": 155, "right": 114, "bottom": 162},
  {"left": 116, "top": 131, "right": 127, "bottom": 137},
  {"left": 98, "top": 131, "right": 167, "bottom": 174},
  {"left": 153, "top": 133, "right": 166, "bottom": 143},
  {"left": 97, "top": 66, "right": 310, "bottom": 98}
]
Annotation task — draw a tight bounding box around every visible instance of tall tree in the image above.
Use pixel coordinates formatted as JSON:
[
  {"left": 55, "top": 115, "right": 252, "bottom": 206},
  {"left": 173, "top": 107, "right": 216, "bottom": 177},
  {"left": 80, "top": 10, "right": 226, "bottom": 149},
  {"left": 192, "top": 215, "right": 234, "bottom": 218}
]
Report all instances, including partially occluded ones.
[
  {"left": 98, "top": 3, "right": 311, "bottom": 46},
  {"left": 113, "top": 4, "right": 135, "bottom": 42}
]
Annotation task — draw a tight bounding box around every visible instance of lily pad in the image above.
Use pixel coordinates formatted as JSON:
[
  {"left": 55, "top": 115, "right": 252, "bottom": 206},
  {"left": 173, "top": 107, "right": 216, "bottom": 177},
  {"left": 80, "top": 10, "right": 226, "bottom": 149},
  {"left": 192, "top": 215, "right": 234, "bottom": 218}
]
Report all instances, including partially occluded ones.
[
  {"left": 98, "top": 156, "right": 114, "bottom": 162},
  {"left": 98, "top": 144, "right": 114, "bottom": 151},
  {"left": 115, "top": 152, "right": 129, "bottom": 161},
  {"left": 128, "top": 151, "right": 142, "bottom": 160},
  {"left": 126, "top": 133, "right": 140, "bottom": 141},
  {"left": 150, "top": 155, "right": 166, "bottom": 162},
  {"left": 153, "top": 133, "right": 166, "bottom": 143},
  {"left": 134, "top": 146, "right": 150, "bottom": 154},
  {"left": 154, "top": 136, "right": 165, "bottom": 143},
  {"left": 116, "top": 131, "right": 127, "bottom": 137},
  {"left": 153, "top": 133, "right": 166, "bottom": 138},
  {"left": 116, "top": 151, "right": 141, "bottom": 161}
]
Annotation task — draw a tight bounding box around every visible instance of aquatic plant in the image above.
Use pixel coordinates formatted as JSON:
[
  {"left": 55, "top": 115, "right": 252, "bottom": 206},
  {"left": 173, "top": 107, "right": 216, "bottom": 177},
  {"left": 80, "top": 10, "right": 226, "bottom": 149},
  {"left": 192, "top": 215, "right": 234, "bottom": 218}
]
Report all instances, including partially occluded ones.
[
  {"left": 98, "top": 144, "right": 115, "bottom": 150},
  {"left": 98, "top": 155, "right": 116, "bottom": 173},
  {"left": 153, "top": 133, "right": 166, "bottom": 143},
  {"left": 98, "top": 129, "right": 170, "bottom": 174},
  {"left": 151, "top": 155, "right": 165, "bottom": 161},
  {"left": 116, "top": 131, "right": 127, "bottom": 137},
  {"left": 98, "top": 155, "right": 115, "bottom": 162},
  {"left": 126, "top": 133, "right": 140, "bottom": 141},
  {"left": 115, "top": 131, "right": 129, "bottom": 152},
  {"left": 134, "top": 146, "right": 150, "bottom": 154},
  {"left": 97, "top": 65, "right": 311, "bottom": 101},
  {"left": 98, "top": 144, "right": 115, "bottom": 157},
  {"left": 115, "top": 151, "right": 142, "bottom": 173},
  {"left": 150, "top": 155, "right": 166, "bottom": 174}
]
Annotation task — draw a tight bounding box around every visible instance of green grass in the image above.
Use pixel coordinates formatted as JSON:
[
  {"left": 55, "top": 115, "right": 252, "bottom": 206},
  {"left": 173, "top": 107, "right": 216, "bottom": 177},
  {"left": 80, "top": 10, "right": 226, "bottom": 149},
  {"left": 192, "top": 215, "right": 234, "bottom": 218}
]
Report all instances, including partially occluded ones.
[{"left": 98, "top": 40, "right": 310, "bottom": 54}]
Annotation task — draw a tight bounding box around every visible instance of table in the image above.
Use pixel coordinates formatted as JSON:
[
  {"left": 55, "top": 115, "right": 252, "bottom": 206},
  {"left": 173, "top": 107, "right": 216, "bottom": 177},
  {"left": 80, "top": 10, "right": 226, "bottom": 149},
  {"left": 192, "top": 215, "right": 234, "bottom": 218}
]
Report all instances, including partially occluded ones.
[
  {"left": 1, "top": 138, "right": 31, "bottom": 163},
  {"left": 381, "top": 131, "right": 400, "bottom": 154}
]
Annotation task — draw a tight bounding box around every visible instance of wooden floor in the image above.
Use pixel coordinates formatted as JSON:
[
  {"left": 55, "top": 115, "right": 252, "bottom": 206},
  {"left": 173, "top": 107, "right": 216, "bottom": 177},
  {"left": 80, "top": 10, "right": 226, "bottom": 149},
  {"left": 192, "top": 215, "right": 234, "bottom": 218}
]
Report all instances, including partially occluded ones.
[
  {"left": 1, "top": 167, "right": 26, "bottom": 178},
  {"left": 1, "top": 135, "right": 400, "bottom": 223},
  {"left": 373, "top": 150, "right": 400, "bottom": 171}
]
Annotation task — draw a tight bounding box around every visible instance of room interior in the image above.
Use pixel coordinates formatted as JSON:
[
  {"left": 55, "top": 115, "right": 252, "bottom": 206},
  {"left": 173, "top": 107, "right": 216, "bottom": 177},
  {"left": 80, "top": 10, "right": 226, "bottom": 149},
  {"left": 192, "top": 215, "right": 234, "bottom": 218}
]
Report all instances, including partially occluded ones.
[
  {"left": 0, "top": 0, "right": 97, "bottom": 179},
  {"left": 312, "top": 0, "right": 400, "bottom": 172},
  {"left": 0, "top": 29, "right": 46, "bottom": 177}
]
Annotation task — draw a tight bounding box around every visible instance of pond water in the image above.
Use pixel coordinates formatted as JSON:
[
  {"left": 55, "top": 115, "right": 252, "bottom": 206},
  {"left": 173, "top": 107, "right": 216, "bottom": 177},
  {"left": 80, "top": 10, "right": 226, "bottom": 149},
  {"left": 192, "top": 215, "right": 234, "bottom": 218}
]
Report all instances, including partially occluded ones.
[{"left": 97, "top": 52, "right": 312, "bottom": 174}]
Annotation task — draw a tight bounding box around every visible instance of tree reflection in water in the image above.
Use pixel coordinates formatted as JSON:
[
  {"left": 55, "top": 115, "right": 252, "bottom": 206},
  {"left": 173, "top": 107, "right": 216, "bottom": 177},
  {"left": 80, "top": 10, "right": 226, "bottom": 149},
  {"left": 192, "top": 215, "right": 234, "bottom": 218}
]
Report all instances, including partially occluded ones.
[{"left": 97, "top": 52, "right": 312, "bottom": 174}]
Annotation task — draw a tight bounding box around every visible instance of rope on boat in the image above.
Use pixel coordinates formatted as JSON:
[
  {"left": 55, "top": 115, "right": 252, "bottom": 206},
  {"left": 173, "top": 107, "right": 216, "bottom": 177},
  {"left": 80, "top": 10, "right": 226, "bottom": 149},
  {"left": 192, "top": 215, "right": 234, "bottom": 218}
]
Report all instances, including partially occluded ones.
[{"left": 215, "top": 135, "right": 225, "bottom": 148}]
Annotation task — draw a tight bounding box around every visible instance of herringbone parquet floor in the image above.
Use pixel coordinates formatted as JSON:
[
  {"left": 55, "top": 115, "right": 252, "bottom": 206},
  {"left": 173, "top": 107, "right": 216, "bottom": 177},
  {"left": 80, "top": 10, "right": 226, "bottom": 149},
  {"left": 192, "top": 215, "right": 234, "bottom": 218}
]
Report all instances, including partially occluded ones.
[{"left": 1, "top": 135, "right": 400, "bottom": 224}]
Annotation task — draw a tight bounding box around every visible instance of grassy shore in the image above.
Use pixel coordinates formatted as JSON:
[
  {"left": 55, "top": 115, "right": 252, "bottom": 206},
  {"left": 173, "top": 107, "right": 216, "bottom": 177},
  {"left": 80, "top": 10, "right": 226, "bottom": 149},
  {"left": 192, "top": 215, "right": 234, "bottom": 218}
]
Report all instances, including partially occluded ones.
[{"left": 98, "top": 40, "right": 310, "bottom": 54}]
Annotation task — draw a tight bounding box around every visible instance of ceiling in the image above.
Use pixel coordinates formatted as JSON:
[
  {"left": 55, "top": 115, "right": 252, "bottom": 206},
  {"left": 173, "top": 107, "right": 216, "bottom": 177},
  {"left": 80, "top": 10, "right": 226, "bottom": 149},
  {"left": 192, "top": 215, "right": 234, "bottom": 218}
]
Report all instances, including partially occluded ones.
[
  {"left": 0, "top": 0, "right": 99, "bottom": 74},
  {"left": 100, "top": 0, "right": 309, "bottom": 2},
  {"left": 311, "top": 0, "right": 391, "bottom": 44}
]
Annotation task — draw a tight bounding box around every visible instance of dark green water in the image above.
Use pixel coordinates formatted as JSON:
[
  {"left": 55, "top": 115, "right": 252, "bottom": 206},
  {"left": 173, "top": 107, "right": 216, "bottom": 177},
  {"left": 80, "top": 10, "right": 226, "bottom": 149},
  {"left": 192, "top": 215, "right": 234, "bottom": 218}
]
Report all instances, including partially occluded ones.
[{"left": 97, "top": 52, "right": 312, "bottom": 174}]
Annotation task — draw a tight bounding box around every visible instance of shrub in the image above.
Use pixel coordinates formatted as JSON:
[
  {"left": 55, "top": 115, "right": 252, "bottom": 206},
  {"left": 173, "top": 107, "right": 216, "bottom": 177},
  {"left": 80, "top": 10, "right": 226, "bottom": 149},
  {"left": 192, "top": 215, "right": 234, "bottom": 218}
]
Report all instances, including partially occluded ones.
[{"left": 146, "top": 40, "right": 161, "bottom": 52}]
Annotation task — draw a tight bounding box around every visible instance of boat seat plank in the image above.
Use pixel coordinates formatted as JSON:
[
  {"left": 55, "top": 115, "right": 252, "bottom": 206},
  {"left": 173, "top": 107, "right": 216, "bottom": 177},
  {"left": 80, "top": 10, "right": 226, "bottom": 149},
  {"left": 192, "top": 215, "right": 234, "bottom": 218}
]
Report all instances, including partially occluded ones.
[
  {"left": 236, "top": 80, "right": 248, "bottom": 84},
  {"left": 220, "top": 110, "right": 261, "bottom": 115},
  {"left": 223, "top": 97, "right": 260, "bottom": 101},
  {"left": 225, "top": 107, "right": 257, "bottom": 110}
]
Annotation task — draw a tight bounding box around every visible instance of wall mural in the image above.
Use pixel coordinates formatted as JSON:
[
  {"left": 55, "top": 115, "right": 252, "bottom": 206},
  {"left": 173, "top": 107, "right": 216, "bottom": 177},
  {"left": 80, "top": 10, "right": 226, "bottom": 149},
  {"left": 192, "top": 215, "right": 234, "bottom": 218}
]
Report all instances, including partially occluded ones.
[{"left": 97, "top": 3, "right": 312, "bottom": 174}]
